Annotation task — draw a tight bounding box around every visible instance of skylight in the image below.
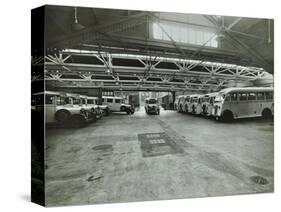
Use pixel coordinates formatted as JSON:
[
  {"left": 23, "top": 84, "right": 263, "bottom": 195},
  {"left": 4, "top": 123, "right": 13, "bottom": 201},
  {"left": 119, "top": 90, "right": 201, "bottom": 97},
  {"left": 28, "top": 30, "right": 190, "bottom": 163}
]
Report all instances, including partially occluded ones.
[{"left": 152, "top": 22, "right": 218, "bottom": 48}]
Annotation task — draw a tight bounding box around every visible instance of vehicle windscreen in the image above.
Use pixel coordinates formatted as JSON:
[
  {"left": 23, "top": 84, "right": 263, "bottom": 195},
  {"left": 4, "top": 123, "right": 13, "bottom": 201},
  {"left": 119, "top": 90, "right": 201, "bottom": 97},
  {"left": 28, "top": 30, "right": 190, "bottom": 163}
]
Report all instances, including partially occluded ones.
[
  {"left": 214, "top": 95, "right": 224, "bottom": 103},
  {"left": 191, "top": 98, "right": 198, "bottom": 103},
  {"left": 148, "top": 99, "right": 157, "bottom": 104}
]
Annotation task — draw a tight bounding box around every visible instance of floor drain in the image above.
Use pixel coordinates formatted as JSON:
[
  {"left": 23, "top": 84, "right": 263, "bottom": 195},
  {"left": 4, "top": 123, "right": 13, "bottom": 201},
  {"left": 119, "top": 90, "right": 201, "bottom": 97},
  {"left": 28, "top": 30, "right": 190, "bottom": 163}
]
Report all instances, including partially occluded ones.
[
  {"left": 92, "top": 145, "right": 112, "bottom": 151},
  {"left": 250, "top": 176, "right": 269, "bottom": 185},
  {"left": 87, "top": 175, "right": 104, "bottom": 182}
]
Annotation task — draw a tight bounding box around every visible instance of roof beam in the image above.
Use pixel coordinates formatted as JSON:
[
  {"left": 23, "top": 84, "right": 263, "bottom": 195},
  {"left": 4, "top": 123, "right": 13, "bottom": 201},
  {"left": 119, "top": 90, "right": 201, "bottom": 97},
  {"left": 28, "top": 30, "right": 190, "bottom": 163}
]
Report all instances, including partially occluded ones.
[{"left": 47, "top": 12, "right": 148, "bottom": 48}]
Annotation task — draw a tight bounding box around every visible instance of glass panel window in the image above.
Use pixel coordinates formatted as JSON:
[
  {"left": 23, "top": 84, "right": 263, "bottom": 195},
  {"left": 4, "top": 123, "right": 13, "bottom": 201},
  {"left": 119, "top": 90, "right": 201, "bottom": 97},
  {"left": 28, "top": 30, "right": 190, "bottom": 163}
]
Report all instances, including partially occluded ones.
[
  {"left": 107, "top": 98, "right": 113, "bottom": 103},
  {"left": 239, "top": 93, "right": 247, "bottom": 101},
  {"left": 224, "top": 95, "right": 230, "bottom": 102},
  {"left": 265, "top": 92, "right": 273, "bottom": 100},
  {"left": 73, "top": 98, "right": 80, "bottom": 105},
  {"left": 115, "top": 99, "right": 121, "bottom": 103},
  {"left": 257, "top": 92, "right": 264, "bottom": 100},
  {"left": 230, "top": 93, "right": 238, "bottom": 101},
  {"left": 248, "top": 93, "right": 257, "bottom": 101},
  {"left": 65, "top": 97, "right": 72, "bottom": 104},
  {"left": 45, "top": 95, "right": 55, "bottom": 105},
  {"left": 56, "top": 96, "right": 65, "bottom": 105},
  {"left": 88, "top": 99, "right": 94, "bottom": 104},
  {"left": 152, "top": 21, "right": 218, "bottom": 47}
]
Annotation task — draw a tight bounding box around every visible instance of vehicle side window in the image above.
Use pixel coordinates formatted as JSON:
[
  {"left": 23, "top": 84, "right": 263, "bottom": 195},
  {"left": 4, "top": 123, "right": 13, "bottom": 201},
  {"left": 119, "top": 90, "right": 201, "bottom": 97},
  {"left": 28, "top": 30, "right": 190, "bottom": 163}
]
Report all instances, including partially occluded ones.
[
  {"left": 56, "top": 96, "right": 65, "bottom": 105},
  {"left": 248, "top": 93, "right": 256, "bottom": 101},
  {"left": 115, "top": 99, "right": 121, "bottom": 103},
  {"left": 102, "top": 98, "right": 105, "bottom": 102},
  {"left": 265, "top": 92, "right": 273, "bottom": 100},
  {"left": 88, "top": 99, "right": 93, "bottom": 104},
  {"left": 257, "top": 92, "right": 264, "bottom": 100},
  {"left": 210, "top": 97, "right": 214, "bottom": 104},
  {"left": 224, "top": 94, "right": 230, "bottom": 102},
  {"left": 107, "top": 98, "right": 113, "bottom": 103},
  {"left": 65, "top": 97, "right": 72, "bottom": 104},
  {"left": 230, "top": 93, "right": 238, "bottom": 101},
  {"left": 45, "top": 95, "right": 55, "bottom": 105},
  {"left": 73, "top": 98, "right": 81, "bottom": 105},
  {"left": 239, "top": 93, "right": 247, "bottom": 101}
]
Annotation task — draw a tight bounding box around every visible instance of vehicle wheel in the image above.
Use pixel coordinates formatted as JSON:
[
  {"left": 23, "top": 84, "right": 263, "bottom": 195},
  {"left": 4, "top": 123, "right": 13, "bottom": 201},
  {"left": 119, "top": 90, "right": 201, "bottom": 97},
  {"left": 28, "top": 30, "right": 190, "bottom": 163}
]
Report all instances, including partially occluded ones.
[
  {"left": 55, "top": 110, "right": 70, "bottom": 123},
  {"left": 262, "top": 108, "right": 272, "bottom": 120},
  {"left": 120, "top": 106, "right": 126, "bottom": 112},
  {"left": 221, "top": 110, "right": 234, "bottom": 122},
  {"left": 69, "top": 115, "right": 85, "bottom": 128}
]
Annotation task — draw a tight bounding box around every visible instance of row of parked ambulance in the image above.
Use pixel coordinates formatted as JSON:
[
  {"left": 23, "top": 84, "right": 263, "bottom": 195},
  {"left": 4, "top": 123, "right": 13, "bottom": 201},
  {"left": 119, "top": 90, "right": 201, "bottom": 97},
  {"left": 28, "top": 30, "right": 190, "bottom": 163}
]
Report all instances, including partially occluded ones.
[
  {"left": 174, "top": 92, "right": 218, "bottom": 117},
  {"left": 32, "top": 91, "right": 134, "bottom": 128},
  {"left": 173, "top": 87, "right": 274, "bottom": 121}
]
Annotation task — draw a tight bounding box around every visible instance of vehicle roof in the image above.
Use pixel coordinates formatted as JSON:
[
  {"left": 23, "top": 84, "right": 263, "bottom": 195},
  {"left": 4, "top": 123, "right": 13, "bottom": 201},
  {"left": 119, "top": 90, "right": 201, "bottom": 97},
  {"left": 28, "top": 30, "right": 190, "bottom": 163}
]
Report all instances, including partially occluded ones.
[
  {"left": 32, "top": 91, "right": 61, "bottom": 95},
  {"left": 189, "top": 94, "right": 201, "bottom": 98},
  {"left": 87, "top": 96, "right": 99, "bottom": 99},
  {"left": 219, "top": 87, "right": 273, "bottom": 94},
  {"left": 102, "top": 96, "right": 123, "bottom": 99},
  {"left": 145, "top": 98, "right": 157, "bottom": 100},
  {"left": 203, "top": 92, "right": 219, "bottom": 97},
  {"left": 65, "top": 93, "right": 80, "bottom": 97}
]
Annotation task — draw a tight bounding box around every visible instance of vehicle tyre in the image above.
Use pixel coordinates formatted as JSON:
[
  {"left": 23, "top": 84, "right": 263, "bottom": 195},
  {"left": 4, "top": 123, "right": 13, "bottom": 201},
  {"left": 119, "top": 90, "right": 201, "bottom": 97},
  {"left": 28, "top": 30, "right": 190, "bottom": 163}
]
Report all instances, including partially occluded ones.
[
  {"left": 120, "top": 106, "right": 126, "bottom": 112},
  {"left": 262, "top": 108, "right": 272, "bottom": 120},
  {"left": 221, "top": 110, "right": 234, "bottom": 122},
  {"left": 55, "top": 110, "right": 70, "bottom": 123},
  {"left": 69, "top": 115, "right": 85, "bottom": 128}
]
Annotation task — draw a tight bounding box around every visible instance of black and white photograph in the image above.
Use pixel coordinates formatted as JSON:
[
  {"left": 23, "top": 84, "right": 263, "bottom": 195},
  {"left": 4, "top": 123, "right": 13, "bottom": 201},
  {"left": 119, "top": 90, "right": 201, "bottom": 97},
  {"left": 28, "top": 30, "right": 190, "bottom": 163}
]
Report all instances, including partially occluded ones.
[{"left": 31, "top": 3, "right": 274, "bottom": 207}]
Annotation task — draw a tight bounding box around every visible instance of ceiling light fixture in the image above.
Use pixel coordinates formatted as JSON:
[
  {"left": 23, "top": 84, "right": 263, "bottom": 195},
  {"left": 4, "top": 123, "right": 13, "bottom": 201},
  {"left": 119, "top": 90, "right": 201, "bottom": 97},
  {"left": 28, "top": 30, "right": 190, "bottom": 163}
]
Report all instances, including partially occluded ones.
[{"left": 72, "top": 7, "right": 85, "bottom": 31}]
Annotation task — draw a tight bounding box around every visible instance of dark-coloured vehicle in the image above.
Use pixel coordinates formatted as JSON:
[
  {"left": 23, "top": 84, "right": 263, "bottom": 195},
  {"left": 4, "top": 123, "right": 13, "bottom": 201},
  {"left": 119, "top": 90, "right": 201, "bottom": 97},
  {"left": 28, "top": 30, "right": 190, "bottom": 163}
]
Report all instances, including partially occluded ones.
[{"left": 145, "top": 98, "right": 160, "bottom": 115}]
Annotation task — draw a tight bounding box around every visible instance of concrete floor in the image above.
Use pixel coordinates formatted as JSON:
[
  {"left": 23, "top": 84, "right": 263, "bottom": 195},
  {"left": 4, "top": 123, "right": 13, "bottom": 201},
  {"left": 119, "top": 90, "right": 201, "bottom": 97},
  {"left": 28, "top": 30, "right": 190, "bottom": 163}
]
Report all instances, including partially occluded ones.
[{"left": 45, "top": 107, "right": 274, "bottom": 206}]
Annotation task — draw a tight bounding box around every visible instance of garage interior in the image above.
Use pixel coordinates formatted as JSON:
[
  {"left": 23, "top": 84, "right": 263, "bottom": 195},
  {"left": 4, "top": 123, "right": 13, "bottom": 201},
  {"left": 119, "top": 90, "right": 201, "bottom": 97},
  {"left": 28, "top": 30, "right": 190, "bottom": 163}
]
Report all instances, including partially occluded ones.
[{"left": 32, "top": 5, "right": 274, "bottom": 206}]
